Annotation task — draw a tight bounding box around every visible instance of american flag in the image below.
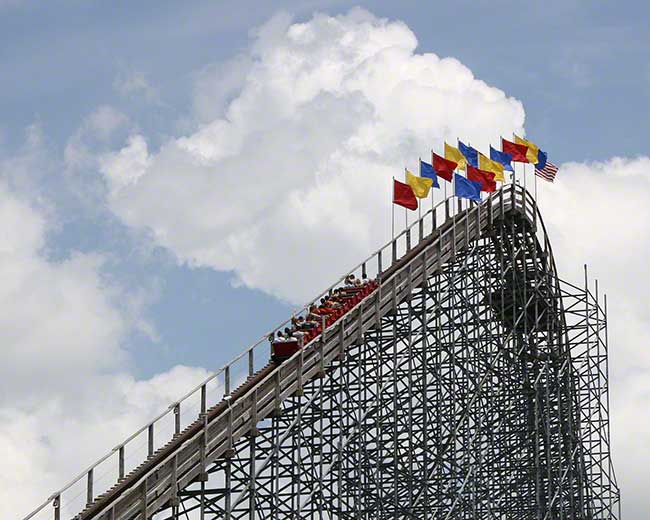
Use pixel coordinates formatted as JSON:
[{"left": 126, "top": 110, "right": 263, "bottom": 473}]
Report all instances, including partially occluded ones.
[{"left": 535, "top": 161, "right": 559, "bottom": 183}]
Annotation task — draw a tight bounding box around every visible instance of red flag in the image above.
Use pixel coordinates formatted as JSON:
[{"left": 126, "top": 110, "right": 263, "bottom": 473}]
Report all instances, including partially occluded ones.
[
  {"left": 432, "top": 152, "right": 456, "bottom": 182},
  {"left": 467, "top": 165, "right": 496, "bottom": 192},
  {"left": 502, "top": 138, "right": 529, "bottom": 163},
  {"left": 393, "top": 179, "right": 418, "bottom": 211}
]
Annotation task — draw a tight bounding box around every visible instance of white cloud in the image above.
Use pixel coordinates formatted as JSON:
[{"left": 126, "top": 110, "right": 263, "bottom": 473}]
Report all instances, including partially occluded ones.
[
  {"left": 113, "top": 70, "right": 158, "bottom": 101},
  {"left": 99, "top": 8, "right": 525, "bottom": 304},
  {"left": 534, "top": 157, "right": 650, "bottom": 519},
  {"left": 64, "top": 105, "right": 129, "bottom": 171},
  {"left": 99, "top": 135, "right": 150, "bottom": 194},
  {"left": 3, "top": 366, "right": 212, "bottom": 519},
  {"left": 0, "top": 144, "right": 209, "bottom": 519}
]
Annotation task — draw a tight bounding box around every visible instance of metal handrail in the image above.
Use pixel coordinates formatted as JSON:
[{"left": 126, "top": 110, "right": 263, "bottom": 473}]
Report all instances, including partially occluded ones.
[{"left": 23, "top": 183, "right": 535, "bottom": 520}]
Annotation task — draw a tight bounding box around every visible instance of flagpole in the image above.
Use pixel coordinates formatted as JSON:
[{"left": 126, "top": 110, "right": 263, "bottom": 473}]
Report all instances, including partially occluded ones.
[
  {"left": 452, "top": 169, "right": 456, "bottom": 215},
  {"left": 400, "top": 169, "right": 404, "bottom": 232},
  {"left": 391, "top": 176, "right": 395, "bottom": 242},
  {"left": 501, "top": 135, "right": 509, "bottom": 186},
  {"left": 417, "top": 158, "right": 422, "bottom": 223},
  {"left": 523, "top": 155, "right": 527, "bottom": 194}
]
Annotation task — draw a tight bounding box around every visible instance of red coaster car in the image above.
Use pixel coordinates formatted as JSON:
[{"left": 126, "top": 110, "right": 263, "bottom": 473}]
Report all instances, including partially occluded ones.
[{"left": 271, "top": 339, "right": 301, "bottom": 362}]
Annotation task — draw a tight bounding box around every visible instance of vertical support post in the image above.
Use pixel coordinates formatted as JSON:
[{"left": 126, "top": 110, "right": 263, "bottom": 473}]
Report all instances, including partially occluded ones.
[
  {"left": 225, "top": 398, "right": 234, "bottom": 458},
  {"left": 248, "top": 432, "right": 258, "bottom": 520},
  {"left": 140, "top": 480, "right": 148, "bottom": 520},
  {"left": 407, "top": 263, "right": 413, "bottom": 300},
  {"left": 500, "top": 186, "right": 505, "bottom": 218},
  {"left": 419, "top": 215, "right": 424, "bottom": 241},
  {"left": 248, "top": 349, "right": 254, "bottom": 377},
  {"left": 296, "top": 336, "right": 304, "bottom": 396},
  {"left": 432, "top": 202, "right": 437, "bottom": 230},
  {"left": 200, "top": 384, "right": 207, "bottom": 415},
  {"left": 225, "top": 459, "right": 232, "bottom": 520},
  {"left": 362, "top": 262, "right": 367, "bottom": 278},
  {"left": 119, "top": 445, "right": 125, "bottom": 480},
  {"left": 357, "top": 302, "right": 364, "bottom": 343},
  {"left": 199, "top": 412, "right": 208, "bottom": 481},
  {"left": 406, "top": 228, "right": 412, "bottom": 251},
  {"left": 338, "top": 319, "right": 346, "bottom": 361},
  {"left": 488, "top": 192, "right": 493, "bottom": 227},
  {"left": 465, "top": 204, "right": 470, "bottom": 247},
  {"left": 378, "top": 250, "right": 383, "bottom": 274},
  {"left": 87, "top": 468, "right": 93, "bottom": 506},
  {"left": 273, "top": 370, "right": 282, "bottom": 416},
  {"left": 375, "top": 282, "right": 381, "bottom": 326},
  {"left": 250, "top": 387, "right": 259, "bottom": 437},
  {"left": 170, "top": 454, "right": 179, "bottom": 508},
  {"left": 451, "top": 213, "right": 457, "bottom": 260},
  {"left": 148, "top": 423, "right": 154, "bottom": 457},
  {"left": 53, "top": 494, "right": 61, "bottom": 520},
  {"left": 172, "top": 404, "right": 180, "bottom": 436},
  {"left": 319, "top": 316, "right": 327, "bottom": 375},
  {"left": 225, "top": 365, "right": 231, "bottom": 396}
]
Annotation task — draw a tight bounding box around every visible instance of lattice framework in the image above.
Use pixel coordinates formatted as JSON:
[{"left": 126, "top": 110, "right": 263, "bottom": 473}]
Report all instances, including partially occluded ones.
[{"left": 154, "top": 208, "right": 620, "bottom": 520}]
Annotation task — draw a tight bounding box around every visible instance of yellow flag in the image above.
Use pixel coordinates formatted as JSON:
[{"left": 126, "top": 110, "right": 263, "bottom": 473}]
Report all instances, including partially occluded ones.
[
  {"left": 444, "top": 142, "right": 467, "bottom": 170},
  {"left": 514, "top": 134, "right": 540, "bottom": 164},
  {"left": 478, "top": 153, "right": 505, "bottom": 182},
  {"left": 406, "top": 170, "right": 433, "bottom": 198}
]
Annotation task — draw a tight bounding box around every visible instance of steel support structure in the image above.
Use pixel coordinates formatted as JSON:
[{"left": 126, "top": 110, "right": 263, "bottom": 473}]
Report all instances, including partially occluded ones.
[{"left": 152, "top": 209, "right": 619, "bottom": 519}]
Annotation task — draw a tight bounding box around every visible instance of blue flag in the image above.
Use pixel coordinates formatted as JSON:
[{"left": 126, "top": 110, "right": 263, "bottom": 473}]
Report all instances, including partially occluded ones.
[
  {"left": 490, "top": 146, "right": 514, "bottom": 172},
  {"left": 458, "top": 141, "right": 478, "bottom": 168},
  {"left": 455, "top": 173, "right": 481, "bottom": 202},
  {"left": 420, "top": 160, "right": 440, "bottom": 188},
  {"left": 536, "top": 150, "right": 547, "bottom": 169}
]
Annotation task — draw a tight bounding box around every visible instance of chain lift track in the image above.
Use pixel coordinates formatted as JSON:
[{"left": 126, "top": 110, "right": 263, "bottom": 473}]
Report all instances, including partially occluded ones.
[{"left": 25, "top": 185, "right": 620, "bottom": 520}]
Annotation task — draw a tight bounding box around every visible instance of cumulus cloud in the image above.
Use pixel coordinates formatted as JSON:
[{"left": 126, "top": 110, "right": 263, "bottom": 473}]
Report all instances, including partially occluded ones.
[
  {"left": 113, "top": 69, "right": 158, "bottom": 102},
  {"left": 534, "top": 157, "right": 650, "bottom": 518},
  {"left": 0, "top": 143, "right": 209, "bottom": 519},
  {"left": 3, "top": 366, "right": 212, "bottom": 519},
  {"left": 99, "top": 8, "right": 525, "bottom": 304},
  {"left": 64, "top": 105, "right": 129, "bottom": 171}
]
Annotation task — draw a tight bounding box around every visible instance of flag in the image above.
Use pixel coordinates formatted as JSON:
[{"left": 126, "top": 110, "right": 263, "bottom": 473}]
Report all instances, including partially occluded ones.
[
  {"left": 432, "top": 152, "right": 456, "bottom": 182},
  {"left": 454, "top": 173, "right": 481, "bottom": 202},
  {"left": 535, "top": 161, "right": 559, "bottom": 183},
  {"left": 502, "top": 138, "right": 529, "bottom": 163},
  {"left": 406, "top": 170, "right": 433, "bottom": 198},
  {"left": 490, "top": 146, "right": 513, "bottom": 172},
  {"left": 478, "top": 153, "right": 505, "bottom": 182},
  {"left": 536, "top": 150, "right": 547, "bottom": 170},
  {"left": 467, "top": 165, "right": 496, "bottom": 192},
  {"left": 458, "top": 140, "right": 479, "bottom": 168},
  {"left": 419, "top": 159, "right": 440, "bottom": 188},
  {"left": 514, "top": 134, "right": 540, "bottom": 164},
  {"left": 393, "top": 179, "right": 418, "bottom": 210},
  {"left": 444, "top": 142, "right": 467, "bottom": 170}
]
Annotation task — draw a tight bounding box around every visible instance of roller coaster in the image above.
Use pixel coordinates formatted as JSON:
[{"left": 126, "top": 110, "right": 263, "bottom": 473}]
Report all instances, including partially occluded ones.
[{"left": 23, "top": 183, "right": 620, "bottom": 519}]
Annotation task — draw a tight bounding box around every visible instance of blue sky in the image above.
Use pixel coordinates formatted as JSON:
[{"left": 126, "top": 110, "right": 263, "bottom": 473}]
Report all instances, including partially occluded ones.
[
  {"left": 2, "top": 2, "right": 649, "bottom": 518},
  {"left": 3, "top": 0, "right": 649, "bottom": 379},
  {"left": 3, "top": 0, "right": 649, "bottom": 160}
]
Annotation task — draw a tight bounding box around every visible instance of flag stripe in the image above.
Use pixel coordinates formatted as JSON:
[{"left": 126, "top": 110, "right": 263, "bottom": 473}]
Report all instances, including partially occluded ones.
[{"left": 535, "top": 162, "right": 559, "bottom": 182}]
